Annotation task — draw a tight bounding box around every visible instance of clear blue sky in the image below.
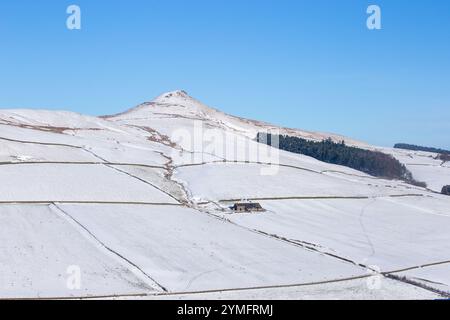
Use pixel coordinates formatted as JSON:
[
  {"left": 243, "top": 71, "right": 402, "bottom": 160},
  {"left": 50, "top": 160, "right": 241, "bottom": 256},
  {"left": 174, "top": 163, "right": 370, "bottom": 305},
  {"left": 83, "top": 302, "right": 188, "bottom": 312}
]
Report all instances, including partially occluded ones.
[{"left": 0, "top": 0, "right": 449, "bottom": 148}]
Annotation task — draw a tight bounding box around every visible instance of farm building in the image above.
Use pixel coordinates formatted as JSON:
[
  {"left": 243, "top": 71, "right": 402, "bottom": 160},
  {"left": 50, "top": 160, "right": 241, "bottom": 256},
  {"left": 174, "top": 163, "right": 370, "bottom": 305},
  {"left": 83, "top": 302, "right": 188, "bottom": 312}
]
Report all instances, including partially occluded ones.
[{"left": 231, "top": 202, "right": 265, "bottom": 213}]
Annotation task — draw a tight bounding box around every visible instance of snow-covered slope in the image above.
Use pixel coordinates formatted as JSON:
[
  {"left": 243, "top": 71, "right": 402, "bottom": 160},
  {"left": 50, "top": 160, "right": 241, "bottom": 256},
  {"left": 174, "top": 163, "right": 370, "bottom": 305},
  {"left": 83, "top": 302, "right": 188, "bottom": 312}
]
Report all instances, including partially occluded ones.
[
  {"left": 380, "top": 147, "right": 450, "bottom": 192},
  {"left": 108, "top": 90, "right": 367, "bottom": 146},
  {"left": 0, "top": 91, "right": 449, "bottom": 299}
]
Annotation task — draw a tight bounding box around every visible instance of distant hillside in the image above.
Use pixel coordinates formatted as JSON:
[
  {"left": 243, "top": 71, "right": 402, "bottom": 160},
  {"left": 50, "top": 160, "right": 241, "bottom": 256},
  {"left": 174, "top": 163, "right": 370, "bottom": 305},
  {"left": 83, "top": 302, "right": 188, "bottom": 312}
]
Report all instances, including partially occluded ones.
[
  {"left": 394, "top": 143, "right": 450, "bottom": 155},
  {"left": 258, "top": 134, "right": 426, "bottom": 187}
]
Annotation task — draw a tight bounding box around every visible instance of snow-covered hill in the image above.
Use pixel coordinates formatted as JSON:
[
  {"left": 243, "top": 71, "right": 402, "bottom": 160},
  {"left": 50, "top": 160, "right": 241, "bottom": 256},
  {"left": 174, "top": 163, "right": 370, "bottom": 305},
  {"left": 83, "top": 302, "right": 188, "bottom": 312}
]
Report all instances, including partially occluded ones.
[{"left": 0, "top": 91, "right": 449, "bottom": 299}]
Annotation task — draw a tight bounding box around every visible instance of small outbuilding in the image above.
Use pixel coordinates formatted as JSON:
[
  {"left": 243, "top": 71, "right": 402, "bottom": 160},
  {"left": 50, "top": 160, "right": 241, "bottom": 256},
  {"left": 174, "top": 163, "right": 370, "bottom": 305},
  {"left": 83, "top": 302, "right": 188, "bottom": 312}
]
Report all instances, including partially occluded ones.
[{"left": 231, "top": 202, "right": 265, "bottom": 213}]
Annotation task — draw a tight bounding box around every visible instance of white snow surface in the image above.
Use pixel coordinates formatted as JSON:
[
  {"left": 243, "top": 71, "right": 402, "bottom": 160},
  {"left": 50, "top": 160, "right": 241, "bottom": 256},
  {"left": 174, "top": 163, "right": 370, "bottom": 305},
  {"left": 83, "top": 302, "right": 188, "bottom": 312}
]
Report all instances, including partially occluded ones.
[
  {"left": 0, "top": 164, "right": 176, "bottom": 203},
  {"left": 0, "top": 205, "right": 156, "bottom": 298},
  {"left": 140, "top": 278, "right": 440, "bottom": 300},
  {"left": 175, "top": 163, "right": 423, "bottom": 202},
  {"left": 59, "top": 204, "right": 365, "bottom": 292},
  {"left": 223, "top": 197, "right": 450, "bottom": 271},
  {"left": 378, "top": 147, "right": 450, "bottom": 192},
  {"left": 0, "top": 90, "right": 449, "bottom": 299}
]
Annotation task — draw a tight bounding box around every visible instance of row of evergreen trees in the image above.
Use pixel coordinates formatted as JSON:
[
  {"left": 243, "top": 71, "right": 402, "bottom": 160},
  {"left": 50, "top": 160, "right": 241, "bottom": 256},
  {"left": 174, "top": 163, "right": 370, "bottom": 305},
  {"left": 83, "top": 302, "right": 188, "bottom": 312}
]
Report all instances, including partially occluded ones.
[
  {"left": 257, "top": 133, "right": 426, "bottom": 187},
  {"left": 394, "top": 143, "right": 450, "bottom": 155}
]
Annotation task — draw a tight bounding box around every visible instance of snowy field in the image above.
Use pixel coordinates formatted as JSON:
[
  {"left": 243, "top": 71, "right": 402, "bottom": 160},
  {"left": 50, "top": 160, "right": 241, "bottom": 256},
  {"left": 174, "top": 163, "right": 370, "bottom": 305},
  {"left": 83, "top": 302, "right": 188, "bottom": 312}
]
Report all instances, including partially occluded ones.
[
  {"left": 0, "top": 163, "right": 176, "bottom": 203},
  {"left": 0, "top": 139, "right": 98, "bottom": 163},
  {"left": 175, "top": 163, "right": 426, "bottom": 202},
  {"left": 221, "top": 197, "right": 450, "bottom": 271},
  {"left": 0, "top": 204, "right": 156, "bottom": 298},
  {"left": 0, "top": 90, "right": 449, "bottom": 299},
  {"left": 142, "top": 278, "right": 440, "bottom": 300},
  {"left": 404, "top": 165, "right": 450, "bottom": 192},
  {"left": 382, "top": 147, "right": 450, "bottom": 192},
  {"left": 59, "top": 204, "right": 365, "bottom": 292},
  {"left": 396, "top": 264, "right": 450, "bottom": 294}
]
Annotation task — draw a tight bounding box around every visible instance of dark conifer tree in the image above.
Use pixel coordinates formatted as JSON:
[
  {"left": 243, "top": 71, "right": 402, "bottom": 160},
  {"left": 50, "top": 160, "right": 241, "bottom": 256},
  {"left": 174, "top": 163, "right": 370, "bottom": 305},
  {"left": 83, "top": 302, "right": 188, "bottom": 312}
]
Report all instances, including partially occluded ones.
[{"left": 258, "top": 133, "right": 426, "bottom": 187}]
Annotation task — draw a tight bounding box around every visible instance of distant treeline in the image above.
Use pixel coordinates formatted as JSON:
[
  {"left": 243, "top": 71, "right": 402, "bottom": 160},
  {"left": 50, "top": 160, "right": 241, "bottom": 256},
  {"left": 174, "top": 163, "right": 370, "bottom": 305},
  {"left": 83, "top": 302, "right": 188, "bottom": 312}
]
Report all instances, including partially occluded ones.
[
  {"left": 258, "top": 133, "right": 426, "bottom": 187},
  {"left": 394, "top": 143, "right": 450, "bottom": 155}
]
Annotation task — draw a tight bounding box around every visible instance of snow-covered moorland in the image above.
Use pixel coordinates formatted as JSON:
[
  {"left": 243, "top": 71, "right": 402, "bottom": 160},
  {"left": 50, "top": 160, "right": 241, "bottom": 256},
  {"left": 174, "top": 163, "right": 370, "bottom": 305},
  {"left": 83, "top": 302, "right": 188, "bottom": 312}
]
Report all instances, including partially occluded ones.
[{"left": 0, "top": 90, "right": 449, "bottom": 300}]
